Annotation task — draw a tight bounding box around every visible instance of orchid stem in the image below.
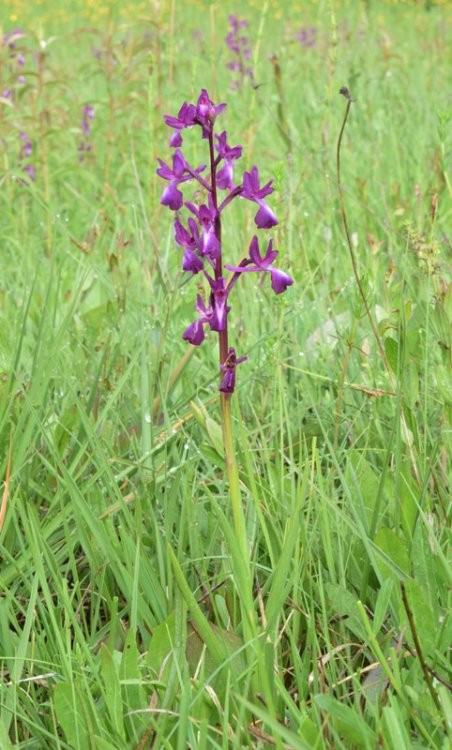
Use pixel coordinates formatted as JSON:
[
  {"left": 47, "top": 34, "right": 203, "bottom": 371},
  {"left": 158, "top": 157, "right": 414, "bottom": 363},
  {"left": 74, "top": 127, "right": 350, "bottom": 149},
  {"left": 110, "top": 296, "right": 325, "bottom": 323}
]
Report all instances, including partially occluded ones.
[{"left": 221, "top": 393, "right": 248, "bottom": 564}]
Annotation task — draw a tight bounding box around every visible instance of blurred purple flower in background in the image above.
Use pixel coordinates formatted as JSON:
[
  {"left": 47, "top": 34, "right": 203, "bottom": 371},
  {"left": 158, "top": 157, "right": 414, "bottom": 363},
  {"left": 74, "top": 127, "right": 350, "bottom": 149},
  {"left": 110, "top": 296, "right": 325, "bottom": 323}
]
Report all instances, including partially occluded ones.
[
  {"left": 225, "top": 15, "right": 254, "bottom": 90},
  {"left": 2, "top": 28, "right": 26, "bottom": 98},
  {"left": 157, "top": 89, "right": 293, "bottom": 394},
  {"left": 78, "top": 105, "right": 95, "bottom": 162},
  {"left": 18, "top": 131, "right": 35, "bottom": 182},
  {"left": 294, "top": 27, "right": 317, "bottom": 48}
]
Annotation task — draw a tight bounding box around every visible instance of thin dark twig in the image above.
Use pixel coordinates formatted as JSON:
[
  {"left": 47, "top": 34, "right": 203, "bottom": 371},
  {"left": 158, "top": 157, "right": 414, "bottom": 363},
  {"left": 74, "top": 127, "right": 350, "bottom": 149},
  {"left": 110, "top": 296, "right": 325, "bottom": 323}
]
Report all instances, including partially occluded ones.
[
  {"left": 336, "top": 88, "right": 391, "bottom": 373},
  {"left": 336, "top": 87, "right": 421, "bottom": 485},
  {"left": 400, "top": 582, "right": 442, "bottom": 711}
]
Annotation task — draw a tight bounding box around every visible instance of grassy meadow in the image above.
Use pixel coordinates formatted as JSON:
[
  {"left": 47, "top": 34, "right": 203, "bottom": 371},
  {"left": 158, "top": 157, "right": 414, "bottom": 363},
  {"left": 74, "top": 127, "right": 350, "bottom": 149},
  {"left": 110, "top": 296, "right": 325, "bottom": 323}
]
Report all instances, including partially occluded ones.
[{"left": 0, "top": 0, "right": 451, "bottom": 747}]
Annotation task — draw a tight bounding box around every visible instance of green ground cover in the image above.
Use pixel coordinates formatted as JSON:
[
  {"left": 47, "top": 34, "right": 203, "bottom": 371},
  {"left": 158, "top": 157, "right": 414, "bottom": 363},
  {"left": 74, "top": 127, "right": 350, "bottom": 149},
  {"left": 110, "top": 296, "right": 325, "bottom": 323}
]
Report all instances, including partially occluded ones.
[{"left": 0, "top": 0, "right": 451, "bottom": 747}]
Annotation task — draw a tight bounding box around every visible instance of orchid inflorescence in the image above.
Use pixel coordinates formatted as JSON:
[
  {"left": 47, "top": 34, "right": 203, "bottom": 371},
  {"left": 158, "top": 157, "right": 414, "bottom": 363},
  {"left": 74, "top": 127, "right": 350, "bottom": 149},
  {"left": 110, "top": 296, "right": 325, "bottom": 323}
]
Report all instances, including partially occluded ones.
[
  {"left": 78, "top": 105, "right": 95, "bottom": 162},
  {"left": 2, "top": 28, "right": 26, "bottom": 99},
  {"left": 157, "top": 89, "right": 293, "bottom": 395},
  {"left": 225, "top": 15, "right": 254, "bottom": 90}
]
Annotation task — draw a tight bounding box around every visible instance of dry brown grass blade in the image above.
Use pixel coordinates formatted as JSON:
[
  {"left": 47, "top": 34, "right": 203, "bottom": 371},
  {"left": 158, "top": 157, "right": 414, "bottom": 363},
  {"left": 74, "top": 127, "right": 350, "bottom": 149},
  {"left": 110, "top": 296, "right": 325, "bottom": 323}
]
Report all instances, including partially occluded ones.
[{"left": 0, "top": 433, "right": 12, "bottom": 534}]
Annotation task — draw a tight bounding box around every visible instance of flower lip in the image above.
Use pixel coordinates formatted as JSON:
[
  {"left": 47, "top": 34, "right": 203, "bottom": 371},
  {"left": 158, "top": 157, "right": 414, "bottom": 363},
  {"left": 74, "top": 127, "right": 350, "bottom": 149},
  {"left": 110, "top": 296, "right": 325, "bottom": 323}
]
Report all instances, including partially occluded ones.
[
  {"left": 240, "top": 166, "right": 278, "bottom": 228},
  {"left": 225, "top": 235, "right": 293, "bottom": 294}
]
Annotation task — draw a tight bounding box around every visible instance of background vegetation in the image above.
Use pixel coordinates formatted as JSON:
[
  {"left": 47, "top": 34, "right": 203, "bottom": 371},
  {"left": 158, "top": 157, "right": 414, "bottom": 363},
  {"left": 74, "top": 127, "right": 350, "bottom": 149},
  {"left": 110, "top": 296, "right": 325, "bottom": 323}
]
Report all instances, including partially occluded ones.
[{"left": 0, "top": 0, "right": 450, "bottom": 748}]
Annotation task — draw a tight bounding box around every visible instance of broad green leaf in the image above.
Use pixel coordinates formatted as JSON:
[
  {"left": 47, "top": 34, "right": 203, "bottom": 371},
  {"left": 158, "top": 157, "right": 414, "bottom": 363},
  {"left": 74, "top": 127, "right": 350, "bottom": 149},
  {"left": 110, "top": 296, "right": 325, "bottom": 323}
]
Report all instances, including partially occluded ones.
[
  {"left": 374, "top": 528, "right": 410, "bottom": 580},
  {"left": 315, "top": 693, "right": 377, "bottom": 747},
  {"left": 145, "top": 611, "right": 176, "bottom": 678},
  {"left": 54, "top": 404, "right": 79, "bottom": 455},
  {"left": 189, "top": 399, "right": 208, "bottom": 429},
  {"left": 93, "top": 737, "right": 120, "bottom": 750},
  {"left": 345, "top": 448, "right": 390, "bottom": 530},
  {"left": 299, "top": 716, "right": 321, "bottom": 747},
  {"left": 100, "top": 644, "right": 125, "bottom": 739},
  {"left": 120, "top": 629, "right": 147, "bottom": 738},
  {"left": 385, "top": 336, "right": 399, "bottom": 373},
  {"left": 325, "top": 584, "right": 366, "bottom": 641},
  {"left": 205, "top": 416, "right": 224, "bottom": 456},
  {"left": 382, "top": 704, "right": 412, "bottom": 749},
  {"left": 400, "top": 579, "right": 436, "bottom": 657},
  {"left": 411, "top": 523, "right": 438, "bottom": 623},
  {"left": 53, "top": 682, "right": 95, "bottom": 750},
  {"left": 186, "top": 620, "right": 246, "bottom": 695},
  {"left": 373, "top": 578, "right": 394, "bottom": 634}
]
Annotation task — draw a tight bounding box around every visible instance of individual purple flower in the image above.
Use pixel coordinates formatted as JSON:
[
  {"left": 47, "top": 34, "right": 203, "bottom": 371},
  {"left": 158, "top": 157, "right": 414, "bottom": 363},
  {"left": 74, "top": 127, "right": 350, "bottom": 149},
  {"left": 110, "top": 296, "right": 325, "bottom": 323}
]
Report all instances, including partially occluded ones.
[
  {"left": 195, "top": 89, "right": 226, "bottom": 138},
  {"left": 78, "top": 105, "right": 95, "bottom": 162},
  {"left": 165, "top": 100, "right": 197, "bottom": 147},
  {"left": 220, "top": 347, "right": 247, "bottom": 393},
  {"left": 174, "top": 217, "right": 203, "bottom": 273},
  {"left": 185, "top": 198, "right": 220, "bottom": 262},
  {"left": 2, "top": 29, "right": 26, "bottom": 95},
  {"left": 203, "top": 273, "right": 230, "bottom": 331},
  {"left": 241, "top": 166, "right": 278, "bottom": 229},
  {"left": 215, "top": 131, "right": 242, "bottom": 190},
  {"left": 18, "top": 131, "right": 35, "bottom": 182},
  {"left": 19, "top": 131, "right": 32, "bottom": 158},
  {"left": 3, "top": 29, "right": 23, "bottom": 49},
  {"left": 21, "top": 164, "right": 36, "bottom": 181},
  {"left": 157, "top": 150, "right": 206, "bottom": 210},
  {"left": 295, "top": 27, "right": 317, "bottom": 48},
  {"left": 82, "top": 105, "right": 95, "bottom": 138},
  {"left": 226, "top": 235, "right": 293, "bottom": 294},
  {"left": 182, "top": 294, "right": 214, "bottom": 345}
]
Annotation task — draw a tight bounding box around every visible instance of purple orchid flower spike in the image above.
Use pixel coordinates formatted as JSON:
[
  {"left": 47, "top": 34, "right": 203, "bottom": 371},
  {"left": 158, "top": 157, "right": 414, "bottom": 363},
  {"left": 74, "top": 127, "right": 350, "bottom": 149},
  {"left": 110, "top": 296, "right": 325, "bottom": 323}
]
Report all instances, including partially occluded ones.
[
  {"left": 174, "top": 217, "right": 203, "bottom": 273},
  {"left": 226, "top": 235, "right": 293, "bottom": 294},
  {"left": 82, "top": 105, "right": 95, "bottom": 138},
  {"left": 220, "top": 347, "right": 247, "bottom": 393},
  {"left": 215, "top": 131, "right": 242, "bottom": 190},
  {"left": 241, "top": 166, "right": 278, "bottom": 229},
  {"left": 225, "top": 15, "right": 254, "bottom": 90},
  {"left": 183, "top": 294, "right": 214, "bottom": 346},
  {"left": 195, "top": 88, "right": 226, "bottom": 138},
  {"left": 156, "top": 88, "right": 293, "bottom": 397}
]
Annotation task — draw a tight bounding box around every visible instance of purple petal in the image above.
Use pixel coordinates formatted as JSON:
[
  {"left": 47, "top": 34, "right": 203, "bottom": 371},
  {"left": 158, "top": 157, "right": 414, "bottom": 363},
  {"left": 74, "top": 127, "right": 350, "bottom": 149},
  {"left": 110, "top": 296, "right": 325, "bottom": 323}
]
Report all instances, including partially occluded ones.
[
  {"left": 254, "top": 201, "right": 278, "bottom": 229},
  {"left": 219, "top": 369, "right": 235, "bottom": 393},
  {"left": 161, "top": 182, "right": 183, "bottom": 210},
  {"left": 183, "top": 320, "right": 205, "bottom": 346},
  {"left": 270, "top": 268, "right": 293, "bottom": 294},
  {"left": 156, "top": 159, "right": 173, "bottom": 180},
  {"left": 182, "top": 248, "right": 203, "bottom": 274},
  {"left": 248, "top": 235, "right": 262, "bottom": 266},
  {"left": 173, "top": 149, "right": 187, "bottom": 178},
  {"left": 170, "top": 130, "right": 183, "bottom": 147},
  {"left": 217, "top": 162, "right": 234, "bottom": 190}
]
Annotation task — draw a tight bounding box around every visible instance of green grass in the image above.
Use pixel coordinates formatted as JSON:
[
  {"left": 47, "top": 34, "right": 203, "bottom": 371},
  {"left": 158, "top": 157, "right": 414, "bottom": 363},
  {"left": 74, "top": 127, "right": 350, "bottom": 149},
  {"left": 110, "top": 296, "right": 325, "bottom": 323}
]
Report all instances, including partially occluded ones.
[{"left": 0, "top": 0, "right": 451, "bottom": 748}]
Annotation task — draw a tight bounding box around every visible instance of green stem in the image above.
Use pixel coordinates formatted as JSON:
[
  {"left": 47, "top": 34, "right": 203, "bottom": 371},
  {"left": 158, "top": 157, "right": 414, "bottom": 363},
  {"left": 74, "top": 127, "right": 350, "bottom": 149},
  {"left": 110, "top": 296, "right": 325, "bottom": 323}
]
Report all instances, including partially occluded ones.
[{"left": 221, "top": 393, "right": 248, "bottom": 565}]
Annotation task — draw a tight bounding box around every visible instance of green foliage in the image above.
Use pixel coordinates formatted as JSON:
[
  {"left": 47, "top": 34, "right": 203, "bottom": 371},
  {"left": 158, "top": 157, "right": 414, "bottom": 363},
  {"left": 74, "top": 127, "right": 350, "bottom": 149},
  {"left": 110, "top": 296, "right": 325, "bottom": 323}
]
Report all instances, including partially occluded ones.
[{"left": 0, "top": 0, "right": 450, "bottom": 748}]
